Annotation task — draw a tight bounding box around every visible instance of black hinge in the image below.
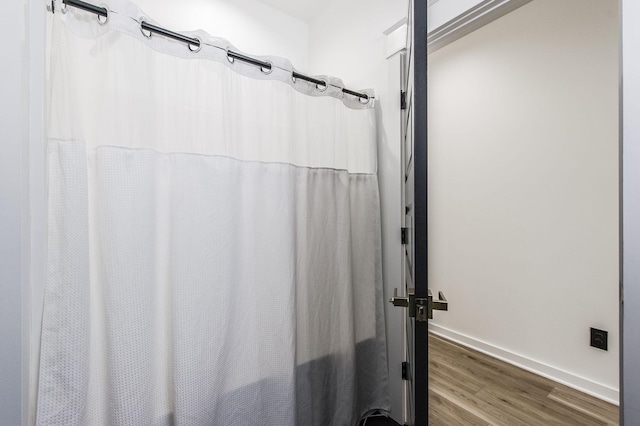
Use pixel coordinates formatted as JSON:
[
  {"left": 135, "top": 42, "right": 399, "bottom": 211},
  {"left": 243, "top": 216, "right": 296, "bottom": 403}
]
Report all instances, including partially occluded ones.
[
  {"left": 401, "top": 227, "right": 408, "bottom": 245},
  {"left": 400, "top": 90, "right": 407, "bottom": 110},
  {"left": 402, "top": 361, "right": 409, "bottom": 380}
]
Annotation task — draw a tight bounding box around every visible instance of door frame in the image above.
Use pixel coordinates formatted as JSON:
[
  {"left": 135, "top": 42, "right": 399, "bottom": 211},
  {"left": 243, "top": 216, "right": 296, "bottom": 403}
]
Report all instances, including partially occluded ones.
[{"left": 621, "top": 1, "right": 640, "bottom": 423}]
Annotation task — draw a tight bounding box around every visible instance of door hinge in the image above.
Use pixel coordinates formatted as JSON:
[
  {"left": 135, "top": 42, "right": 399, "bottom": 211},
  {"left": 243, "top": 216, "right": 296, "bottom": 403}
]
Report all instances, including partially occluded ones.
[
  {"left": 400, "top": 90, "right": 407, "bottom": 110},
  {"left": 402, "top": 361, "right": 409, "bottom": 380},
  {"left": 401, "top": 227, "right": 408, "bottom": 244}
]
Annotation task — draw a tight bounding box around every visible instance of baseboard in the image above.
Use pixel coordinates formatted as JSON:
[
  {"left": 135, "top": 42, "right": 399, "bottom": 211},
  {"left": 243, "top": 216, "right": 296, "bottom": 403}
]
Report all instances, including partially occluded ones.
[{"left": 429, "top": 323, "right": 619, "bottom": 405}]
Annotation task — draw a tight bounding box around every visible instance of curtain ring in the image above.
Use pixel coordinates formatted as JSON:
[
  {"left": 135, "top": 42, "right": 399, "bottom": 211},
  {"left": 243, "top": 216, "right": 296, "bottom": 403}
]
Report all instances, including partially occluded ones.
[
  {"left": 60, "top": 2, "right": 68, "bottom": 14},
  {"left": 359, "top": 94, "right": 370, "bottom": 105},
  {"left": 139, "top": 19, "right": 152, "bottom": 38},
  {"left": 188, "top": 37, "right": 201, "bottom": 53},
  {"left": 97, "top": 4, "right": 109, "bottom": 25},
  {"left": 226, "top": 50, "right": 235, "bottom": 64},
  {"left": 316, "top": 80, "right": 328, "bottom": 92},
  {"left": 261, "top": 61, "right": 273, "bottom": 75}
]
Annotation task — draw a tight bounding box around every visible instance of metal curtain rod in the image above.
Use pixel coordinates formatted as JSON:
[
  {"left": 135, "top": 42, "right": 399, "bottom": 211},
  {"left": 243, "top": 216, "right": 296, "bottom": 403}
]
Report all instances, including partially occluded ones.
[{"left": 59, "top": 0, "right": 371, "bottom": 102}]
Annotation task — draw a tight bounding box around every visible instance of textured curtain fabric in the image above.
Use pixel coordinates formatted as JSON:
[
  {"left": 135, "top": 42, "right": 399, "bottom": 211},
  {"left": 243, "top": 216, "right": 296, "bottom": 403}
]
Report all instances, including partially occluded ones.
[{"left": 37, "top": 2, "right": 389, "bottom": 426}]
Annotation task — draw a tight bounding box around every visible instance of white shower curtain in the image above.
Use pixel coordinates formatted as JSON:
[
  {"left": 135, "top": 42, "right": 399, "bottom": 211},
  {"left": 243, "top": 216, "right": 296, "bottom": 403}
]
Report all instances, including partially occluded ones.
[{"left": 37, "top": 1, "right": 388, "bottom": 425}]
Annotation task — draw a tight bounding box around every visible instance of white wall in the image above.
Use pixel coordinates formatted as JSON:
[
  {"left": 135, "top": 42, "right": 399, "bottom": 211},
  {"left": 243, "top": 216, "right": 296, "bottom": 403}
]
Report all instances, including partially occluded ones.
[
  {"left": 0, "top": 1, "right": 27, "bottom": 424},
  {"left": 132, "top": 0, "right": 309, "bottom": 70},
  {"left": 307, "top": 1, "right": 408, "bottom": 422},
  {"left": 428, "top": 0, "right": 619, "bottom": 402},
  {"left": 307, "top": 1, "right": 406, "bottom": 88}
]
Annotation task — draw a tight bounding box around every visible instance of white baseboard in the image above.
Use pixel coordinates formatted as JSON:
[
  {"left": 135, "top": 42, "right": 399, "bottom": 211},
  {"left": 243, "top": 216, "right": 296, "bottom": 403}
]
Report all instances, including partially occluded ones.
[{"left": 429, "top": 323, "right": 619, "bottom": 405}]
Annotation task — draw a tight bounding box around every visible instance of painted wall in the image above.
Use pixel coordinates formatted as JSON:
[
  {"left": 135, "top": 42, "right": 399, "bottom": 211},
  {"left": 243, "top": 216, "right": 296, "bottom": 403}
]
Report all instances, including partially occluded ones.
[
  {"left": 622, "top": 0, "right": 640, "bottom": 421},
  {"left": 428, "top": 0, "right": 619, "bottom": 402},
  {"left": 0, "top": 0, "right": 27, "bottom": 424},
  {"left": 132, "top": 0, "right": 309, "bottom": 70},
  {"left": 307, "top": 1, "right": 408, "bottom": 422}
]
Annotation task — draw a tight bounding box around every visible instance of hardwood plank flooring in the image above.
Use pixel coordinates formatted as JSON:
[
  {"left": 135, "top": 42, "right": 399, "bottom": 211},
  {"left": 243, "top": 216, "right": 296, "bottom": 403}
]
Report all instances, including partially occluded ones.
[{"left": 428, "top": 333, "right": 619, "bottom": 426}]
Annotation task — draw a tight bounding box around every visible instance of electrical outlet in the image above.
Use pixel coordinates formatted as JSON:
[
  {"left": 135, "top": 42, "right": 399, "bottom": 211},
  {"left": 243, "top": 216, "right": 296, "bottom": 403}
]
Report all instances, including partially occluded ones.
[{"left": 590, "top": 328, "right": 608, "bottom": 351}]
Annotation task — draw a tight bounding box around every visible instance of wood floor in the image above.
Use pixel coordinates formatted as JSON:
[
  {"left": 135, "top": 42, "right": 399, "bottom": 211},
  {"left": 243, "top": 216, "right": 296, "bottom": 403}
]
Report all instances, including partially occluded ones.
[{"left": 429, "top": 333, "right": 619, "bottom": 426}]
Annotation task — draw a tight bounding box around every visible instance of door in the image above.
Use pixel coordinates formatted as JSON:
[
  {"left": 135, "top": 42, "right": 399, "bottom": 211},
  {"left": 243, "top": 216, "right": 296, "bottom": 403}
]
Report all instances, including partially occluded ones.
[
  {"left": 392, "top": 0, "right": 438, "bottom": 425},
  {"left": 406, "top": 0, "right": 429, "bottom": 423}
]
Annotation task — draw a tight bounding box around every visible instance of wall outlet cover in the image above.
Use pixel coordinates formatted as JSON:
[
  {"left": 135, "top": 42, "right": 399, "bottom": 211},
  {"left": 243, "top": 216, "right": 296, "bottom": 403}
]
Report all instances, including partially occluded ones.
[{"left": 590, "top": 328, "right": 608, "bottom": 351}]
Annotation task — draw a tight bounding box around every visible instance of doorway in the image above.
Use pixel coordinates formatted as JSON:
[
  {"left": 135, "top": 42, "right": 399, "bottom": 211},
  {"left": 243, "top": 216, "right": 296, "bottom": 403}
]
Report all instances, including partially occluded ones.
[{"left": 426, "top": 0, "right": 619, "bottom": 423}]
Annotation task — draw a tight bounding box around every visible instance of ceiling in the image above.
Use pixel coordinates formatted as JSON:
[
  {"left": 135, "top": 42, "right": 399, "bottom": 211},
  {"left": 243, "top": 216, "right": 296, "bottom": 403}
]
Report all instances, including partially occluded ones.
[{"left": 257, "top": 0, "right": 326, "bottom": 23}]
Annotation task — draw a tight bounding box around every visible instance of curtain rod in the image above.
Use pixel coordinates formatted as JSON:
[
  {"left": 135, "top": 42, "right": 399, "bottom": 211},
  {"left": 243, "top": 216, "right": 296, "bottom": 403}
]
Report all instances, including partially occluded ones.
[{"left": 56, "top": 0, "right": 371, "bottom": 103}]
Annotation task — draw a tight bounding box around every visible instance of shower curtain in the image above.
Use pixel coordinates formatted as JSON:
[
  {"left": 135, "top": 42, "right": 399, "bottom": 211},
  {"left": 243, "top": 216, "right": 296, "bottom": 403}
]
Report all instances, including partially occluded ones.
[{"left": 37, "top": 1, "right": 389, "bottom": 425}]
